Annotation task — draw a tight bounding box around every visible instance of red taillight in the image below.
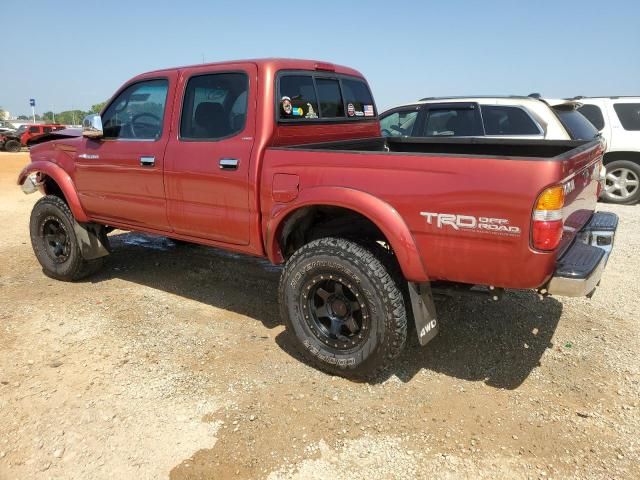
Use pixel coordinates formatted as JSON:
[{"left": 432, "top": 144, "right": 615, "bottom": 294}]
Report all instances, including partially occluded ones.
[
  {"left": 532, "top": 220, "right": 564, "bottom": 251},
  {"left": 532, "top": 186, "right": 565, "bottom": 251}
]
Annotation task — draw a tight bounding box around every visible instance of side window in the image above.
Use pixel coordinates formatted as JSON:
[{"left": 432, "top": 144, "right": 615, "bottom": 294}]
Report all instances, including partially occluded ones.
[
  {"left": 101, "top": 79, "right": 168, "bottom": 140},
  {"left": 613, "top": 103, "right": 640, "bottom": 131},
  {"left": 422, "top": 108, "right": 480, "bottom": 136},
  {"left": 481, "top": 105, "right": 541, "bottom": 136},
  {"left": 380, "top": 110, "right": 418, "bottom": 137},
  {"left": 341, "top": 78, "right": 376, "bottom": 118},
  {"left": 316, "top": 78, "right": 344, "bottom": 118},
  {"left": 578, "top": 104, "right": 605, "bottom": 130},
  {"left": 29, "top": 126, "right": 40, "bottom": 133},
  {"left": 180, "top": 72, "right": 248, "bottom": 140},
  {"left": 279, "top": 75, "right": 319, "bottom": 119},
  {"left": 43, "top": 127, "right": 52, "bottom": 133}
]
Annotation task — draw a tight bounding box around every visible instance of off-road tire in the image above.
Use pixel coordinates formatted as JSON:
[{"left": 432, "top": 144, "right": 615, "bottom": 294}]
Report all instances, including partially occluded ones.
[
  {"left": 30, "top": 195, "right": 104, "bottom": 281},
  {"left": 279, "top": 237, "right": 407, "bottom": 379},
  {"left": 4, "top": 139, "right": 21, "bottom": 153}
]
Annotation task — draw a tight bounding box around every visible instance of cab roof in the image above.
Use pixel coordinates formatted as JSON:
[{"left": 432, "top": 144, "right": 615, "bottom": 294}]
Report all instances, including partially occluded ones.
[{"left": 140, "top": 58, "right": 365, "bottom": 79}]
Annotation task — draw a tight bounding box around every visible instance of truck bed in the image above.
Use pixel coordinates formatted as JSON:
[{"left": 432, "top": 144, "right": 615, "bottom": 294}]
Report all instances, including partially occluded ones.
[
  {"left": 264, "top": 136, "right": 603, "bottom": 289},
  {"left": 277, "top": 136, "right": 595, "bottom": 159}
]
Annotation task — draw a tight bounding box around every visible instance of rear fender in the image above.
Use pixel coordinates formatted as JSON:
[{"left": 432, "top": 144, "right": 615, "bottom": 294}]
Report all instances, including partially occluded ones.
[
  {"left": 17, "top": 161, "right": 89, "bottom": 223},
  {"left": 267, "top": 186, "right": 429, "bottom": 282}
]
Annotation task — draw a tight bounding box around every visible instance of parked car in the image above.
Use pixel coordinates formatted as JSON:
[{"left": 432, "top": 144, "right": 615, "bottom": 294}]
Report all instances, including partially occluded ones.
[
  {"left": 0, "top": 123, "right": 66, "bottom": 152},
  {"left": 0, "top": 120, "right": 16, "bottom": 134},
  {"left": 17, "top": 59, "right": 617, "bottom": 378},
  {"left": 0, "top": 132, "right": 21, "bottom": 152},
  {"left": 573, "top": 97, "right": 640, "bottom": 204},
  {"left": 379, "top": 96, "right": 598, "bottom": 141}
]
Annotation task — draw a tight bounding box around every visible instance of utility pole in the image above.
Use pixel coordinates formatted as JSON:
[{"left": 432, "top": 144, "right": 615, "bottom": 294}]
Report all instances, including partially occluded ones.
[{"left": 30, "top": 98, "right": 36, "bottom": 123}]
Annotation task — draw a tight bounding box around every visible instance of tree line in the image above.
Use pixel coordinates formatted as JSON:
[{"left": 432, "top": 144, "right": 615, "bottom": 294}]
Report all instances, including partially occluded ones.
[
  {"left": 40, "top": 102, "right": 108, "bottom": 125},
  {"left": 8, "top": 102, "right": 108, "bottom": 125}
]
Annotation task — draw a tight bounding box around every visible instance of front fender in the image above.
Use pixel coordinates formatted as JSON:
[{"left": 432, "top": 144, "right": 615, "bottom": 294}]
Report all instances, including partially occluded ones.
[
  {"left": 17, "top": 161, "right": 89, "bottom": 223},
  {"left": 267, "top": 186, "right": 429, "bottom": 282}
]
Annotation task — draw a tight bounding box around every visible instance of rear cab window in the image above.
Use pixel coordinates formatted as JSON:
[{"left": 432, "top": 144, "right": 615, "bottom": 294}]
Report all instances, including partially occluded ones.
[{"left": 278, "top": 72, "right": 376, "bottom": 122}]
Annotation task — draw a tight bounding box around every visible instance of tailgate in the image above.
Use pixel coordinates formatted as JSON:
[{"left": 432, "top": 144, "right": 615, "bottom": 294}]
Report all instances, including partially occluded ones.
[{"left": 555, "top": 139, "right": 605, "bottom": 255}]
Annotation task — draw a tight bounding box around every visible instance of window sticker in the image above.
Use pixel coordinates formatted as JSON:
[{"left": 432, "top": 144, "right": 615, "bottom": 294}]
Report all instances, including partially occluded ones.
[
  {"left": 364, "top": 105, "right": 374, "bottom": 117},
  {"left": 347, "top": 103, "right": 355, "bottom": 117},
  {"left": 305, "top": 103, "right": 318, "bottom": 119},
  {"left": 281, "top": 96, "right": 292, "bottom": 115},
  {"left": 292, "top": 107, "right": 304, "bottom": 116}
]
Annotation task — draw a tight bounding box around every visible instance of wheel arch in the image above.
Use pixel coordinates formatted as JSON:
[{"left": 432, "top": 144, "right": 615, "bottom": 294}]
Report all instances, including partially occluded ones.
[
  {"left": 17, "top": 161, "right": 89, "bottom": 222},
  {"left": 266, "top": 186, "right": 428, "bottom": 282},
  {"left": 603, "top": 151, "right": 640, "bottom": 165}
]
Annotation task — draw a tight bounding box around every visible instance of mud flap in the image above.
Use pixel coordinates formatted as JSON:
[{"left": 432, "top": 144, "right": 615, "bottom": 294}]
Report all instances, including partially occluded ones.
[
  {"left": 408, "top": 282, "right": 439, "bottom": 346},
  {"left": 73, "top": 222, "right": 110, "bottom": 260}
]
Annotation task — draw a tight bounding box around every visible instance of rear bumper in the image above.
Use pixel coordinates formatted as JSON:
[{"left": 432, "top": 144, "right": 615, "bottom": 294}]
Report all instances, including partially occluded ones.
[{"left": 546, "top": 212, "right": 618, "bottom": 297}]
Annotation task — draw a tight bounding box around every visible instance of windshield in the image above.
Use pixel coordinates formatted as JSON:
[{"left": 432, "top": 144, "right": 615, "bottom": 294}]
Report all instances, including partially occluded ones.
[
  {"left": 15, "top": 125, "right": 27, "bottom": 135},
  {"left": 553, "top": 108, "right": 599, "bottom": 140}
]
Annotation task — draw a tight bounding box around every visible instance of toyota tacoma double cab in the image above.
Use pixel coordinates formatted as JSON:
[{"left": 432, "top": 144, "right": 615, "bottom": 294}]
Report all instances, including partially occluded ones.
[{"left": 18, "top": 59, "right": 618, "bottom": 379}]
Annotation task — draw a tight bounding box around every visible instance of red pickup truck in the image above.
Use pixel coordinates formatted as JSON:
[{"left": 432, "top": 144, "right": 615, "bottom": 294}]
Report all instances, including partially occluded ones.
[{"left": 18, "top": 59, "right": 618, "bottom": 378}]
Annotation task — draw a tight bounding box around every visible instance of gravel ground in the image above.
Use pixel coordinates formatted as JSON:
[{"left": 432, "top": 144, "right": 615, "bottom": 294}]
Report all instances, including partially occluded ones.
[{"left": 0, "top": 151, "right": 638, "bottom": 479}]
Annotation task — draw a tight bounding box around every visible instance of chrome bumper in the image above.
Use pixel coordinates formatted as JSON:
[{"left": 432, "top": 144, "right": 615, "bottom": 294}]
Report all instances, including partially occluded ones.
[{"left": 546, "top": 212, "right": 618, "bottom": 297}]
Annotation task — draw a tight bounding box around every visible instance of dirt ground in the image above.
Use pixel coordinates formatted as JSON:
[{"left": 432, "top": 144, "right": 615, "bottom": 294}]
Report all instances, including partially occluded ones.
[{"left": 0, "top": 151, "right": 638, "bottom": 480}]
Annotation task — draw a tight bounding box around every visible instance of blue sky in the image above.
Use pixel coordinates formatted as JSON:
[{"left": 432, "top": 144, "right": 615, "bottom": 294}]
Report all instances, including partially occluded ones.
[{"left": 1, "top": 0, "right": 639, "bottom": 116}]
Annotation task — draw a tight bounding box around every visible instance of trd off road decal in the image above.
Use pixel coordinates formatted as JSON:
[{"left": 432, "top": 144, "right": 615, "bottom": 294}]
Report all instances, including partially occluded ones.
[{"left": 420, "top": 212, "right": 521, "bottom": 236}]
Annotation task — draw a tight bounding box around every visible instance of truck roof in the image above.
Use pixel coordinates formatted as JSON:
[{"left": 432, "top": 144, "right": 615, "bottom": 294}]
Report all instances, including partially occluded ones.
[{"left": 139, "top": 58, "right": 365, "bottom": 79}]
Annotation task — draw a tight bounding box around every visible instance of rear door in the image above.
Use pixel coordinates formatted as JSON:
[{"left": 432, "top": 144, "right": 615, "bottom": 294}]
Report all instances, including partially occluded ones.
[
  {"left": 419, "top": 102, "right": 483, "bottom": 137},
  {"left": 163, "top": 63, "right": 257, "bottom": 245}
]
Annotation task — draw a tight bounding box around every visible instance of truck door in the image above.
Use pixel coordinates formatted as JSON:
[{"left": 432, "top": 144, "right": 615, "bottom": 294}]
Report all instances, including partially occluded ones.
[
  {"left": 163, "top": 63, "right": 256, "bottom": 245},
  {"left": 74, "top": 74, "right": 176, "bottom": 230}
]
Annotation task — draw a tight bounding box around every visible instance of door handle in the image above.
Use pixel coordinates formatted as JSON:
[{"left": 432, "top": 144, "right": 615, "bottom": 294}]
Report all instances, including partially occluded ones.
[
  {"left": 140, "top": 156, "right": 155, "bottom": 167},
  {"left": 219, "top": 158, "right": 239, "bottom": 170}
]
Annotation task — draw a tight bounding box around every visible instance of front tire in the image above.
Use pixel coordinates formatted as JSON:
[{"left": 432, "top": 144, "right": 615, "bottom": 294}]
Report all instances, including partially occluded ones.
[
  {"left": 602, "top": 160, "right": 640, "bottom": 204},
  {"left": 279, "top": 237, "right": 407, "bottom": 379},
  {"left": 4, "top": 139, "right": 21, "bottom": 152},
  {"left": 30, "top": 195, "right": 104, "bottom": 281}
]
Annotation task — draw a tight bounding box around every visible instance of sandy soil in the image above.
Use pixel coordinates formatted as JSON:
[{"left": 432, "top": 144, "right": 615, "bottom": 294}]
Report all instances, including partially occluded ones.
[{"left": 0, "top": 151, "right": 638, "bottom": 479}]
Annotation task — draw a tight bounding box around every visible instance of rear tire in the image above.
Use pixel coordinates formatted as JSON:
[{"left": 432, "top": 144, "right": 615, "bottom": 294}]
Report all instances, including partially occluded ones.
[
  {"left": 279, "top": 237, "right": 407, "bottom": 379},
  {"left": 30, "top": 195, "right": 104, "bottom": 281},
  {"left": 4, "top": 139, "right": 21, "bottom": 153},
  {"left": 602, "top": 160, "right": 640, "bottom": 204}
]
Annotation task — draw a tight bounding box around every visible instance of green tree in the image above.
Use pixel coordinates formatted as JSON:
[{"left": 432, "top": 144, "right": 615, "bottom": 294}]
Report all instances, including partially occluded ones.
[
  {"left": 90, "top": 101, "right": 107, "bottom": 114},
  {"left": 56, "top": 110, "right": 88, "bottom": 125}
]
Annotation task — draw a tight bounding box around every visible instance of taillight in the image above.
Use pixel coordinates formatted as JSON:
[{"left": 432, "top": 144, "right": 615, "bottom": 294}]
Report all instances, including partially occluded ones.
[{"left": 532, "top": 185, "right": 565, "bottom": 251}]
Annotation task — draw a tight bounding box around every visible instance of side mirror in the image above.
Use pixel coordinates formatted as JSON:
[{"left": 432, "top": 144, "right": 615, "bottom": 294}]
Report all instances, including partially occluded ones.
[{"left": 82, "top": 114, "right": 103, "bottom": 139}]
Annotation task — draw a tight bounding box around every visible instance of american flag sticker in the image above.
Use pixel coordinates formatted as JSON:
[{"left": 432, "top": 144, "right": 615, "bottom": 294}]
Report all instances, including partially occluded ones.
[{"left": 364, "top": 105, "right": 374, "bottom": 117}]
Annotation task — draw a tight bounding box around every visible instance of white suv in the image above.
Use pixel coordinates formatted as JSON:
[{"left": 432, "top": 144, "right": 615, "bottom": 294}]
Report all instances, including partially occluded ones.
[
  {"left": 379, "top": 96, "right": 598, "bottom": 142},
  {"left": 574, "top": 97, "right": 640, "bottom": 204}
]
